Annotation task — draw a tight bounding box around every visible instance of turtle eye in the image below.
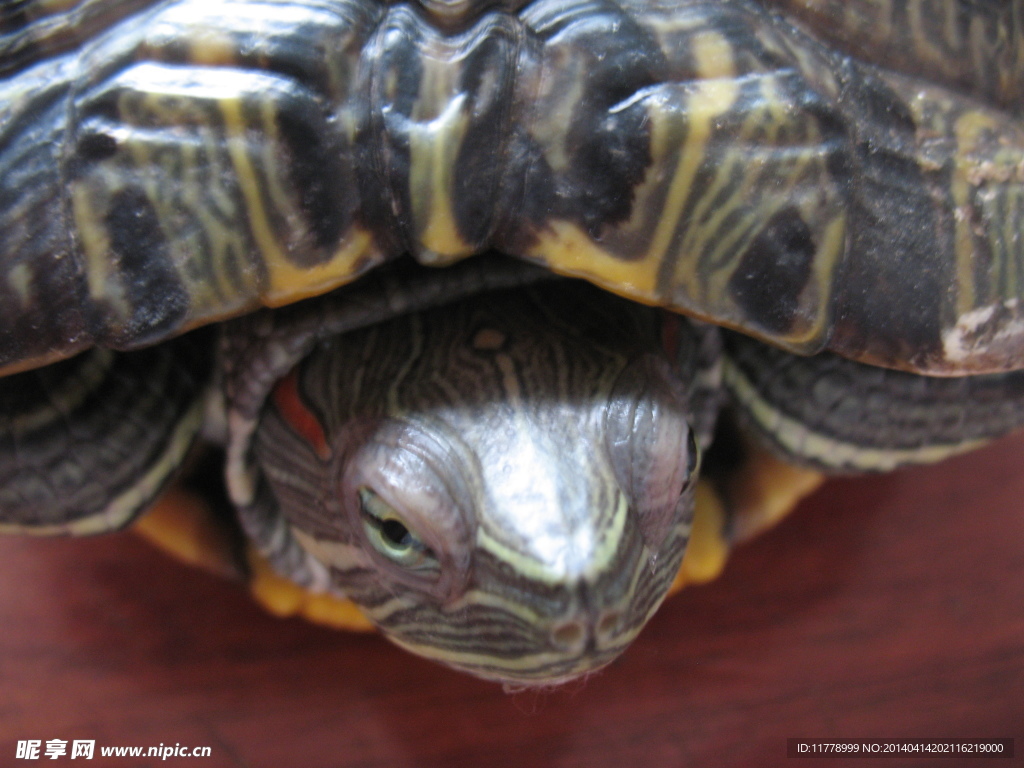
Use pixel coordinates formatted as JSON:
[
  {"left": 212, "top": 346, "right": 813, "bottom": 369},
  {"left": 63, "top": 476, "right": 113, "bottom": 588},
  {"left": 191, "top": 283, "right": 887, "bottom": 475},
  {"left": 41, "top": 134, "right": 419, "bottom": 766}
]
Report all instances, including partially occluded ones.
[{"left": 358, "top": 487, "right": 439, "bottom": 574}]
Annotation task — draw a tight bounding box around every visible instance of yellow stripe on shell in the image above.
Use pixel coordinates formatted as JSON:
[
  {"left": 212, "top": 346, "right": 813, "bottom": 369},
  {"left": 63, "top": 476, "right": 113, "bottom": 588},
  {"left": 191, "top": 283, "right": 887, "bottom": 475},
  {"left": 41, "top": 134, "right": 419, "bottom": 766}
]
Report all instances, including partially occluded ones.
[
  {"left": 659, "top": 78, "right": 739, "bottom": 300},
  {"left": 73, "top": 183, "right": 130, "bottom": 320},
  {"left": 261, "top": 226, "right": 379, "bottom": 307},
  {"left": 528, "top": 219, "right": 662, "bottom": 299},
  {"left": 895, "top": 82, "right": 1024, "bottom": 345},
  {"left": 7, "top": 263, "right": 32, "bottom": 309},
  {"left": 218, "top": 96, "right": 380, "bottom": 307},
  {"left": 951, "top": 108, "right": 1004, "bottom": 317},
  {"left": 531, "top": 68, "right": 846, "bottom": 353},
  {"left": 409, "top": 93, "right": 475, "bottom": 263}
]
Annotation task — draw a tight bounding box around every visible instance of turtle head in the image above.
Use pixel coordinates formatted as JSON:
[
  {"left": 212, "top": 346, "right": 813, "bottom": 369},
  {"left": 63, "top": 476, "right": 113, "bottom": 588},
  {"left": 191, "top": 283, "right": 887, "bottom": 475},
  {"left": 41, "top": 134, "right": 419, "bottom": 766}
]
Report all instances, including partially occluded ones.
[{"left": 251, "top": 283, "right": 701, "bottom": 684}]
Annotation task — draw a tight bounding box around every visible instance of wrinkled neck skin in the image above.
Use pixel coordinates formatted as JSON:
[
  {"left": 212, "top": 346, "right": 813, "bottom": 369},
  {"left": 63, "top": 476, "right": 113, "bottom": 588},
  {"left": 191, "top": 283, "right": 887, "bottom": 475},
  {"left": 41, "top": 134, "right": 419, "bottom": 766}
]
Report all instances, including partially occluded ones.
[{"left": 253, "top": 282, "right": 711, "bottom": 684}]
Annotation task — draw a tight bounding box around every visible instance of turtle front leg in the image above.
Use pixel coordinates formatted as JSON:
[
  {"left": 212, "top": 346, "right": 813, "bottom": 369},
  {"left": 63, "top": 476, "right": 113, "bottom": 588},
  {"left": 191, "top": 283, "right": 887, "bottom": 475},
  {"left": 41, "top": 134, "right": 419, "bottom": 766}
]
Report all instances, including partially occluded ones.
[
  {"left": 0, "top": 335, "right": 210, "bottom": 535},
  {"left": 130, "top": 452, "right": 375, "bottom": 632},
  {"left": 722, "top": 332, "right": 1024, "bottom": 474},
  {"left": 676, "top": 323, "right": 1024, "bottom": 557}
]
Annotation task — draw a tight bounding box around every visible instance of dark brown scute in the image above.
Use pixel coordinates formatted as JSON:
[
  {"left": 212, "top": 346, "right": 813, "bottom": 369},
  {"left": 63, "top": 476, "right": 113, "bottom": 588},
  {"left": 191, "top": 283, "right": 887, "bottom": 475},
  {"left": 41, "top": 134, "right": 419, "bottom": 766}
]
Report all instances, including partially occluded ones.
[
  {"left": 728, "top": 208, "right": 817, "bottom": 337},
  {"left": 831, "top": 69, "right": 949, "bottom": 367},
  {"left": 100, "top": 188, "right": 190, "bottom": 347}
]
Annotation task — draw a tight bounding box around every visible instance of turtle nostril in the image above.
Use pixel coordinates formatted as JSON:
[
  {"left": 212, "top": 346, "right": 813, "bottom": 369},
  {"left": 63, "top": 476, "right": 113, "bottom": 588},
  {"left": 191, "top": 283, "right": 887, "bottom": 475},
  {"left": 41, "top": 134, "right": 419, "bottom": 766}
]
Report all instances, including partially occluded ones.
[
  {"left": 551, "top": 620, "right": 585, "bottom": 648},
  {"left": 597, "top": 610, "right": 622, "bottom": 638}
]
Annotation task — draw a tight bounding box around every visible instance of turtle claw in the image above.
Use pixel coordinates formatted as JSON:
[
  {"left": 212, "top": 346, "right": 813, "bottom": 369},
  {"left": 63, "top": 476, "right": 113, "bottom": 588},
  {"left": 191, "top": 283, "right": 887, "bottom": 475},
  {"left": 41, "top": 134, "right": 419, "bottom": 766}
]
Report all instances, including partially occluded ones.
[
  {"left": 133, "top": 458, "right": 375, "bottom": 632},
  {"left": 132, "top": 481, "right": 249, "bottom": 583},
  {"left": 666, "top": 432, "right": 826, "bottom": 597}
]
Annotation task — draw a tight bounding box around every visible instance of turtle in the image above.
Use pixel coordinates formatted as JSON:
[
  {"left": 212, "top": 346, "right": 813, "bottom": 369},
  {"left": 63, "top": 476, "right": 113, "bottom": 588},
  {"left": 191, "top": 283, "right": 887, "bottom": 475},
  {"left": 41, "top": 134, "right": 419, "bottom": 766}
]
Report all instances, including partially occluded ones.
[{"left": 2, "top": 0, "right": 1023, "bottom": 686}]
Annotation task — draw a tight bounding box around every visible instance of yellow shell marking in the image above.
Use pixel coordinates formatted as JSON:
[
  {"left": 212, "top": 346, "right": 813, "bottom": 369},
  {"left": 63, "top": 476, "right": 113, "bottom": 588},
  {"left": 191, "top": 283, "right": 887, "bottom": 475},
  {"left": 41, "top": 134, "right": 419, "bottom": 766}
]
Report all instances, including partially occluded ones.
[
  {"left": 952, "top": 107, "right": 1024, "bottom": 317},
  {"left": 73, "top": 183, "right": 127, "bottom": 317},
  {"left": 531, "top": 28, "right": 845, "bottom": 351},
  {"left": 7, "top": 262, "right": 32, "bottom": 308},
  {"left": 262, "top": 227, "right": 378, "bottom": 307},
  {"left": 409, "top": 93, "right": 475, "bottom": 262},
  {"left": 218, "top": 97, "right": 377, "bottom": 306},
  {"left": 528, "top": 220, "right": 661, "bottom": 299},
  {"left": 531, "top": 67, "right": 741, "bottom": 306}
]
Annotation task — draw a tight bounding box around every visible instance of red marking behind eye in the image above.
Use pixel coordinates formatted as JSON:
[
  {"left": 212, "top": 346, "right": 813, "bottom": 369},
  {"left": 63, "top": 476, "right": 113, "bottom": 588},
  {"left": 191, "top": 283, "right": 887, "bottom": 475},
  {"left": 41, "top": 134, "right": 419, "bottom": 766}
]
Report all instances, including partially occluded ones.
[{"left": 271, "top": 368, "right": 332, "bottom": 461}]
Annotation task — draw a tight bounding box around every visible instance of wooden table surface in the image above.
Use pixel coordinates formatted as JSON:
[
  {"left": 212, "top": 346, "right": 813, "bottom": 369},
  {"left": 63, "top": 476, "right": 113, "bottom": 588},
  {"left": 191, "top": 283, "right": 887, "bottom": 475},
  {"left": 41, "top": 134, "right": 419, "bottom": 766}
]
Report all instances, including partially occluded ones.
[{"left": 1, "top": 433, "right": 1022, "bottom": 768}]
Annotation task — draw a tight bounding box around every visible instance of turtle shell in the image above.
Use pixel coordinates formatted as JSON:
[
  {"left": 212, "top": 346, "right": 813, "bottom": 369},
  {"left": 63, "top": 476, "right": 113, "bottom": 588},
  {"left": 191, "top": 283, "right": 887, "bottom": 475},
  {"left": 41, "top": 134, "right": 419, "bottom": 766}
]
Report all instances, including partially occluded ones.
[{"left": 1, "top": 0, "right": 1022, "bottom": 375}]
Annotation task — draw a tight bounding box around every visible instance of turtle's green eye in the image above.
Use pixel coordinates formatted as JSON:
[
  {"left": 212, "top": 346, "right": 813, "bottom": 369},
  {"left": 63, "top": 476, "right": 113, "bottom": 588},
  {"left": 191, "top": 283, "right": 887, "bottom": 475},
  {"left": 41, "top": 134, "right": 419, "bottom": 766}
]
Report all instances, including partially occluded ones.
[{"left": 358, "top": 487, "right": 439, "bottom": 573}]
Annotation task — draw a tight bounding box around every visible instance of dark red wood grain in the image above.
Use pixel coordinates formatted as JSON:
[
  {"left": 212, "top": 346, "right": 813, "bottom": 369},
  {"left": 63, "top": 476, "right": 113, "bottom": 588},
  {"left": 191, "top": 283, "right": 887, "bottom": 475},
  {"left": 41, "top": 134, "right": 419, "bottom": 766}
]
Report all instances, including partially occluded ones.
[{"left": 1, "top": 433, "right": 1022, "bottom": 768}]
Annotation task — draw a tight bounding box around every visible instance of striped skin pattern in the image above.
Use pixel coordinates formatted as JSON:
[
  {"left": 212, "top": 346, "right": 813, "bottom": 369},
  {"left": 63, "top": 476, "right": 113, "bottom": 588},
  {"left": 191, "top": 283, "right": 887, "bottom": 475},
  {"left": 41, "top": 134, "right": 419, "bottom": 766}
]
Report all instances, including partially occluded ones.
[
  {"left": 721, "top": 331, "right": 1024, "bottom": 474},
  {"left": 0, "top": 334, "right": 210, "bottom": 535},
  {"left": 1, "top": 0, "right": 1022, "bottom": 377},
  {"left": 226, "top": 280, "right": 702, "bottom": 683}
]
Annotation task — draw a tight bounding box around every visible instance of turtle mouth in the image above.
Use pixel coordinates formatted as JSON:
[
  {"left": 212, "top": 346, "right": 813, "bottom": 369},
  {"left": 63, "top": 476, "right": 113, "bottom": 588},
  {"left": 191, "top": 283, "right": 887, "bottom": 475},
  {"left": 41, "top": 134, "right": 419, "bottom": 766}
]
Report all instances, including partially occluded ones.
[
  {"left": 361, "top": 535, "right": 684, "bottom": 686},
  {"left": 360, "top": 595, "right": 642, "bottom": 684},
  {"left": 383, "top": 625, "right": 636, "bottom": 687},
  {"left": 462, "top": 608, "right": 647, "bottom": 685},
  {"left": 461, "top": 647, "right": 631, "bottom": 688}
]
